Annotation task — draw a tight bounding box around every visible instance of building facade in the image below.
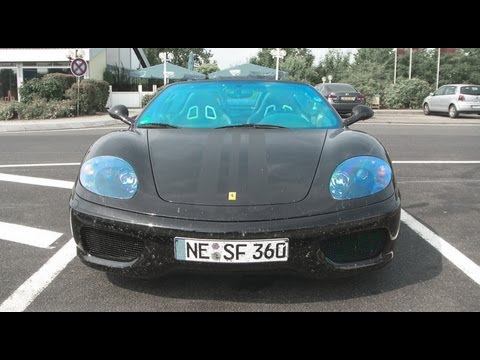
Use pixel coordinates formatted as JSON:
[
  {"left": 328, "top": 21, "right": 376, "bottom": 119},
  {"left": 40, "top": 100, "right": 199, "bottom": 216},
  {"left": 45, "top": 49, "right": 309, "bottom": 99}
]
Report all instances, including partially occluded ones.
[{"left": 0, "top": 48, "right": 148, "bottom": 101}]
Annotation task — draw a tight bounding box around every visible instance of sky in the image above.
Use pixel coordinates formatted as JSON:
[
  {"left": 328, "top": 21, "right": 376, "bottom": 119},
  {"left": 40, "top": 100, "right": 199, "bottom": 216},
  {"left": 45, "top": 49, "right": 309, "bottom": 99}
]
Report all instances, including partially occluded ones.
[{"left": 207, "top": 48, "right": 357, "bottom": 69}]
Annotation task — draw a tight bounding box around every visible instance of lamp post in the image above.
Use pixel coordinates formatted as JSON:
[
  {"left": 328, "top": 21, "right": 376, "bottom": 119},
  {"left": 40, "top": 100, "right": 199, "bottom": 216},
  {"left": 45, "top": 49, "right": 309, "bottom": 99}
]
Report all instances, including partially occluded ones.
[
  {"left": 322, "top": 76, "right": 327, "bottom": 84},
  {"left": 409, "top": 48, "right": 413, "bottom": 80},
  {"left": 436, "top": 48, "right": 441, "bottom": 90},
  {"left": 328, "top": 75, "right": 333, "bottom": 83},
  {"left": 270, "top": 48, "right": 286, "bottom": 80},
  {"left": 393, "top": 48, "right": 397, "bottom": 85},
  {"left": 159, "top": 52, "right": 173, "bottom": 86}
]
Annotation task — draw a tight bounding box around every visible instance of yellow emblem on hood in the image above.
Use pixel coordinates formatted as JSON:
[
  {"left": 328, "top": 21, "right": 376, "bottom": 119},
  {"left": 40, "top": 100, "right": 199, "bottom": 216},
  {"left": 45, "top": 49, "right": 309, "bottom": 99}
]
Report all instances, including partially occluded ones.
[{"left": 228, "top": 192, "right": 237, "bottom": 201}]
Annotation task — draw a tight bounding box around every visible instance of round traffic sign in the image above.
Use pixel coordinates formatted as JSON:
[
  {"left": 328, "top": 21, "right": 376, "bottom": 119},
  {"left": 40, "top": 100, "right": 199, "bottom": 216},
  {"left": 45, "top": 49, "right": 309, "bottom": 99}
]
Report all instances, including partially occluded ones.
[{"left": 70, "top": 58, "right": 88, "bottom": 77}]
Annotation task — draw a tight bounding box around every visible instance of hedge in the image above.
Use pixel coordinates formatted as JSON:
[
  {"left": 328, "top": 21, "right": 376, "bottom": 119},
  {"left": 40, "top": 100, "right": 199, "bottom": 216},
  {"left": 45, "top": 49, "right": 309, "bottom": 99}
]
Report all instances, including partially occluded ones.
[
  {"left": 17, "top": 99, "right": 76, "bottom": 120},
  {"left": 0, "top": 101, "right": 19, "bottom": 120},
  {"left": 65, "top": 79, "right": 110, "bottom": 115},
  {"left": 383, "top": 78, "right": 432, "bottom": 109},
  {"left": 19, "top": 73, "right": 76, "bottom": 103}
]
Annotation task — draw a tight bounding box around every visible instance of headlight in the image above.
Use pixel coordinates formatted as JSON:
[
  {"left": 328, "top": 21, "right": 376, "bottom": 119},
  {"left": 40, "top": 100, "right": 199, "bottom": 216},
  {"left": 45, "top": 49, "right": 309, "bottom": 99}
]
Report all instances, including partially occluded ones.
[
  {"left": 80, "top": 156, "right": 138, "bottom": 199},
  {"left": 329, "top": 156, "right": 392, "bottom": 200}
]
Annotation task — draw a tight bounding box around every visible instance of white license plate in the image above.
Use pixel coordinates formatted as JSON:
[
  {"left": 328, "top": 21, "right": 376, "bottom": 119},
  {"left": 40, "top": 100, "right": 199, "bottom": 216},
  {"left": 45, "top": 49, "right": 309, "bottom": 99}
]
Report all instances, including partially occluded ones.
[
  {"left": 174, "top": 237, "right": 289, "bottom": 263},
  {"left": 342, "top": 96, "right": 355, "bottom": 101},
  {"left": 471, "top": 105, "right": 480, "bottom": 109}
]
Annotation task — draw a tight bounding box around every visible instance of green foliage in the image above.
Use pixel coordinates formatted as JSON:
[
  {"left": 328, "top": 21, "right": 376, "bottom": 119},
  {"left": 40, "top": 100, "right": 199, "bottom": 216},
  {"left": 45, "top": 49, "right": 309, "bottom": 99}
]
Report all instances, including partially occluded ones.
[
  {"left": 383, "top": 78, "right": 432, "bottom": 109},
  {"left": 0, "top": 101, "right": 19, "bottom": 120},
  {"left": 315, "top": 49, "right": 352, "bottom": 84},
  {"left": 143, "top": 48, "right": 213, "bottom": 67},
  {"left": 90, "top": 80, "right": 110, "bottom": 112},
  {"left": 66, "top": 79, "right": 109, "bottom": 115},
  {"left": 19, "top": 73, "right": 76, "bottom": 103},
  {"left": 195, "top": 62, "right": 220, "bottom": 76},
  {"left": 251, "top": 48, "right": 315, "bottom": 68},
  {"left": 103, "top": 65, "right": 137, "bottom": 91},
  {"left": 45, "top": 73, "right": 76, "bottom": 94},
  {"left": 250, "top": 48, "right": 317, "bottom": 83},
  {"left": 142, "top": 93, "right": 156, "bottom": 107},
  {"left": 348, "top": 61, "right": 392, "bottom": 100},
  {"left": 17, "top": 99, "right": 75, "bottom": 120},
  {"left": 283, "top": 56, "right": 318, "bottom": 84}
]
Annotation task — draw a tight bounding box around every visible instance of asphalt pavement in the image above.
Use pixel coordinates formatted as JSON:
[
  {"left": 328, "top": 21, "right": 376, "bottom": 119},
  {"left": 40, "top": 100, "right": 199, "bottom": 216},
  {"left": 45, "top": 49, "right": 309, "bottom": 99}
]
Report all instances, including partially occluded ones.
[
  {"left": 0, "top": 111, "right": 479, "bottom": 311},
  {"left": 1, "top": 109, "right": 479, "bottom": 133}
]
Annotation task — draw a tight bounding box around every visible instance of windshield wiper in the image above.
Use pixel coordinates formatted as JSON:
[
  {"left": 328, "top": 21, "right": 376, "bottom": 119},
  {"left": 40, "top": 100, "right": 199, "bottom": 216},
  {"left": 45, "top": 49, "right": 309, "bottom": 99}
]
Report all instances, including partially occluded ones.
[
  {"left": 139, "top": 123, "right": 180, "bottom": 129},
  {"left": 216, "top": 124, "right": 287, "bottom": 129}
]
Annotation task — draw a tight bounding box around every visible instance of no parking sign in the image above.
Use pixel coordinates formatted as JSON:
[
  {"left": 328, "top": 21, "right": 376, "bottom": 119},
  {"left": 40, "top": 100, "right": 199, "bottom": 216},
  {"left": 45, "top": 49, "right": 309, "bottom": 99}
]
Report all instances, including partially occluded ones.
[{"left": 70, "top": 58, "right": 87, "bottom": 77}]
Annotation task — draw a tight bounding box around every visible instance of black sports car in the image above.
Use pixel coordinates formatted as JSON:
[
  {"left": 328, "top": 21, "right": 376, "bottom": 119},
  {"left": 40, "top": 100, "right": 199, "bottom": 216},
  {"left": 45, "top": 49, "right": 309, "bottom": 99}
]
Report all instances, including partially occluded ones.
[{"left": 70, "top": 80, "right": 401, "bottom": 278}]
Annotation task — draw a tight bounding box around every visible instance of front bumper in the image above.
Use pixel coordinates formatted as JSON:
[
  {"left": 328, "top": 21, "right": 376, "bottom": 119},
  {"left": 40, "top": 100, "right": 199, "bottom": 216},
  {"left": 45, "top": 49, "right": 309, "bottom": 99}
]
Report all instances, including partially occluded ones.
[{"left": 70, "top": 193, "right": 401, "bottom": 278}]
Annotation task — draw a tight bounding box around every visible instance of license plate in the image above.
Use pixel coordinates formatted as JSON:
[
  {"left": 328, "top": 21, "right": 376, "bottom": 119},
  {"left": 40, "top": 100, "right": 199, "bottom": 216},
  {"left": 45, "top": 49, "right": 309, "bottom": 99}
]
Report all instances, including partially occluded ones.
[
  {"left": 471, "top": 105, "right": 480, "bottom": 109},
  {"left": 174, "top": 237, "right": 289, "bottom": 263},
  {"left": 341, "top": 96, "right": 355, "bottom": 101}
]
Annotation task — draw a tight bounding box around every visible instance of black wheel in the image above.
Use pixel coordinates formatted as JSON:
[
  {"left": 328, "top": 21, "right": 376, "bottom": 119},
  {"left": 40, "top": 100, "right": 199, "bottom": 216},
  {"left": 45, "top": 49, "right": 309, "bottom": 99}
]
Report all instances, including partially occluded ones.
[
  {"left": 423, "top": 103, "right": 430, "bottom": 115},
  {"left": 449, "top": 105, "right": 459, "bottom": 118}
]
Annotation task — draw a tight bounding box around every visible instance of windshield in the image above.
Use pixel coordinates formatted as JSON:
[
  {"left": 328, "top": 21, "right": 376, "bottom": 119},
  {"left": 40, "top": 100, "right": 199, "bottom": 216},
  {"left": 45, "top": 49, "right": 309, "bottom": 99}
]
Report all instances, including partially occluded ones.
[
  {"left": 327, "top": 84, "right": 358, "bottom": 92},
  {"left": 460, "top": 86, "right": 480, "bottom": 96},
  {"left": 136, "top": 81, "right": 342, "bottom": 129}
]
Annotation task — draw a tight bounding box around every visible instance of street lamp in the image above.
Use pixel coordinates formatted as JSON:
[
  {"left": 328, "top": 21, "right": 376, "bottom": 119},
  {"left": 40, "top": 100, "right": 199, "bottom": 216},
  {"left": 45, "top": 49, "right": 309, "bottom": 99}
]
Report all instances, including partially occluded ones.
[
  {"left": 322, "top": 76, "right": 327, "bottom": 84},
  {"left": 65, "top": 49, "right": 85, "bottom": 61},
  {"left": 328, "top": 75, "right": 333, "bottom": 83},
  {"left": 270, "top": 48, "right": 286, "bottom": 80},
  {"left": 159, "top": 52, "right": 174, "bottom": 86}
]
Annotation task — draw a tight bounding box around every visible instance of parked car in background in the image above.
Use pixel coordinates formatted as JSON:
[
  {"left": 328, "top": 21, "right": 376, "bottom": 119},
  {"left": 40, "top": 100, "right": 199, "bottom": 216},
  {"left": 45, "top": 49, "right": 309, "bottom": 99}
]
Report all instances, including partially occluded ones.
[
  {"left": 315, "top": 83, "right": 366, "bottom": 117},
  {"left": 423, "top": 84, "right": 480, "bottom": 118}
]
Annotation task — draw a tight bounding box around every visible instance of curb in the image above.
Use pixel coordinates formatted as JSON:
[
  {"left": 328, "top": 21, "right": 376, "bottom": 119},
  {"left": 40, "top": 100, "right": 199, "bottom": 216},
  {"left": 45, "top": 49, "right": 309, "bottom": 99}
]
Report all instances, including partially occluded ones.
[
  {"left": 0, "top": 119, "right": 122, "bottom": 133},
  {"left": 0, "top": 109, "right": 142, "bottom": 133}
]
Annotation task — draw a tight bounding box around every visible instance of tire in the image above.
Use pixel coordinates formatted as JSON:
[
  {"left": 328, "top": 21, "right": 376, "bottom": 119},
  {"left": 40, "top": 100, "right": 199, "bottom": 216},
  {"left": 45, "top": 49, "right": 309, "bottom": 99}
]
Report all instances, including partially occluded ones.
[
  {"left": 423, "top": 103, "right": 430, "bottom": 115},
  {"left": 449, "top": 105, "right": 459, "bottom": 119}
]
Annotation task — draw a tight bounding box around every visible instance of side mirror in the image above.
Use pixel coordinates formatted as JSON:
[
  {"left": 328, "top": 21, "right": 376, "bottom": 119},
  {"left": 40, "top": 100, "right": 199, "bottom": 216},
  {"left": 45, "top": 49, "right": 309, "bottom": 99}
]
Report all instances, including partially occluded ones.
[
  {"left": 343, "top": 105, "right": 374, "bottom": 127},
  {"left": 430, "top": 92, "right": 434, "bottom": 96},
  {"left": 109, "top": 105, "right": 133, "bottom": 126}
]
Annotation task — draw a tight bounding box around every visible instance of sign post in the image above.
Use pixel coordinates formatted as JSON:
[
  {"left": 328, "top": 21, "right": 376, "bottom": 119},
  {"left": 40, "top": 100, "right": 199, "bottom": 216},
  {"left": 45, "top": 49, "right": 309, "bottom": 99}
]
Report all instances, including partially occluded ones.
[{"left": 69, "top": 57, "right": 88, "bottom": 117}]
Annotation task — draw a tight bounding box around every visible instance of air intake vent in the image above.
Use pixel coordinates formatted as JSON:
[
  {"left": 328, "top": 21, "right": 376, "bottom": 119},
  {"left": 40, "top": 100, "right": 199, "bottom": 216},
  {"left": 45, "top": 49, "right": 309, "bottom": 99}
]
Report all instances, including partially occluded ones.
[
  {"left": 321, "top": 229, "right": 386, "bottom": 264},
  {"left": 81, "top": 227, "right": 144, "bottom": 262}
]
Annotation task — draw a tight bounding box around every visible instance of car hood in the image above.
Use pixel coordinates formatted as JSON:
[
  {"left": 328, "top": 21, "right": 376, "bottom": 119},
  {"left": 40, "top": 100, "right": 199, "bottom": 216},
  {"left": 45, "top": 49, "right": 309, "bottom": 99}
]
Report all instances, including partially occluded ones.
[{"left": 148, "top": 129, "right": 327, "bottom": 206}]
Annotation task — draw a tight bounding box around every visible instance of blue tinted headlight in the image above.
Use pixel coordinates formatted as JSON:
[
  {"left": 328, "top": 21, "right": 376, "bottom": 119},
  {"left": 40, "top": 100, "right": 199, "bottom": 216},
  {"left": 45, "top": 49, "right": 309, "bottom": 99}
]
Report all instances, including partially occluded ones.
[
  {"left": 330, "top": 156, "right": 392, "bottom": 200},
  {"left": 80, "top": 156, "right": 138, "bottom": 199}
]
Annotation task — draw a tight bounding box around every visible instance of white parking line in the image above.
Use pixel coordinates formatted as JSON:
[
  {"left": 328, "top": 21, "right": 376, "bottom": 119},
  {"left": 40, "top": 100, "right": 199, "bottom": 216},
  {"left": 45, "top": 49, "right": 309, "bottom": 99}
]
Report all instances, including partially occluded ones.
[
  {"left": 393, "top": 161, "right": 480, "bottom": 164},
  {"left": 0, "top": 173, "right": 74, "bottom": 189},
  {"left": 0, "top": 221, "right": 62, "bottom": 249},
  {"left": 0, "top": 163, "right": 80, "bottom": 168},
  {"left": 401, "top": 210, "right": 480, "bottom": 286},
  {"left": 398, "top": 179, "right": 480, "bottom": 184},
  {"left": 0, "top": 239, "right": 76, "bottom": 312}
]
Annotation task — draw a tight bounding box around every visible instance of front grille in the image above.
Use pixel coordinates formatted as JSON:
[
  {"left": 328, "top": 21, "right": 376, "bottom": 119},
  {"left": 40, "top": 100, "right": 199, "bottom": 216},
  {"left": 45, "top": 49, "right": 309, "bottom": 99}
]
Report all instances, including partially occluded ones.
[
  {"left": 321, "top": 229, "right": 386, "bottom": 264},
  {"left": 81, "top": 227, "right": 144, "bottom": 262}
]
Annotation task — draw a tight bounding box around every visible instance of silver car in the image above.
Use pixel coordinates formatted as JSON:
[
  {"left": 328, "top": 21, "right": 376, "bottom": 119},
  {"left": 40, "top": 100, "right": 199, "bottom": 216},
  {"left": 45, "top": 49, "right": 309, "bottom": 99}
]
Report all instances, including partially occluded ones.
[{"left": 423, "top": 84, "right": 480, "bottom": 118}]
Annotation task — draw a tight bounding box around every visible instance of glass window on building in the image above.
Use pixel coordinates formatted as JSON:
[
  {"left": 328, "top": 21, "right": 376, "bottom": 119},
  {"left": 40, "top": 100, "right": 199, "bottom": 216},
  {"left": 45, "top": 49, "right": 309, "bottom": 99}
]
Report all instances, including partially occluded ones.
[{"left": 0, "top": 68, "right": 18, "bottom": 101}]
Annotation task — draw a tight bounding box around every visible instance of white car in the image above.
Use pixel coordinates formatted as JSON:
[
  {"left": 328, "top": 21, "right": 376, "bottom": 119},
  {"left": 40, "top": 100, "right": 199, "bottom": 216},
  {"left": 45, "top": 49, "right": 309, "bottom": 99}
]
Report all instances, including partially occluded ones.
[{"left": 423, "top": 84, "right": 480, "bottom": 118}]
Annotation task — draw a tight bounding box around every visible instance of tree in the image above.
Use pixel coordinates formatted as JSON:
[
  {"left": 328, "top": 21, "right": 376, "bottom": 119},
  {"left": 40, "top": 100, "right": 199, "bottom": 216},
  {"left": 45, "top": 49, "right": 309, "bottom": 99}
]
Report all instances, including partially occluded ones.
[
  {"left": 195, "top": 62, "right": 220, "bottom": 76},
  {"left": 250, "top": 48, "right": 316, "bottom": 68},
  {"left": 143, "top": 48, "right": 213, "bottom": 67},
  {"left": 250, "top": 48, "right": 317, "bottom": 83},
  {"left": 315, "top": 49, "right": 352, "bottom": 84},
  {"left": 283, "top": 56, "right": 318, "bottom": 84}
]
